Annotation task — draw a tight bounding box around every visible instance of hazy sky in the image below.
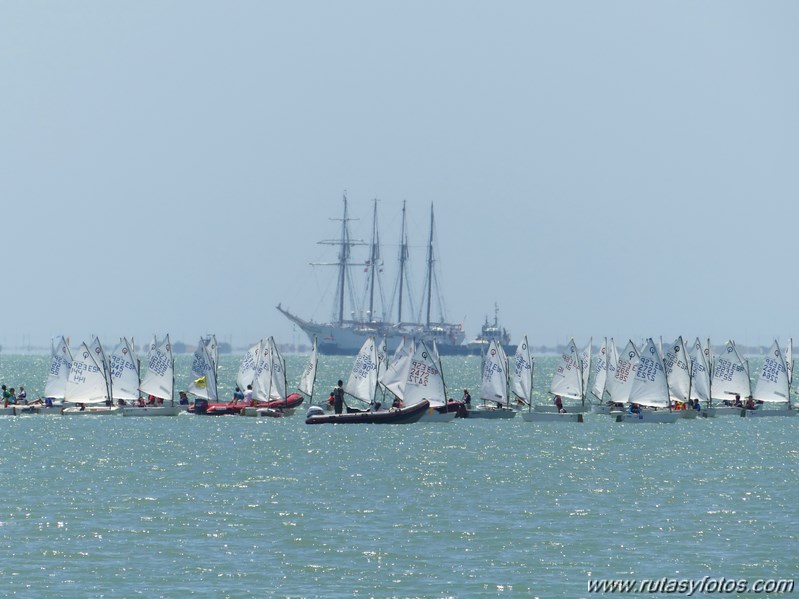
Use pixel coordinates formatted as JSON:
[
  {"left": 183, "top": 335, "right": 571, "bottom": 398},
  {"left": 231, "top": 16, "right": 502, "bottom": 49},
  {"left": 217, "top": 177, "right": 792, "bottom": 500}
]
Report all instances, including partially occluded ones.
[{"left": 1, "top": 1, "right": 797, "bottom": 350}]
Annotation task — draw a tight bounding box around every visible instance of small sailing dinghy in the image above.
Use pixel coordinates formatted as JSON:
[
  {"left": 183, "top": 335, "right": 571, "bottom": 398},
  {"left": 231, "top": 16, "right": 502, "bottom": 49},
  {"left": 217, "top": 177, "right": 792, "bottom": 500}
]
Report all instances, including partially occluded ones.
[
  {"left": 616, "top": 338, "right": 678, "bottom": 423},
  {"left": 124, "top": 335, "right": 181, "bottom": 416},
  {"left": 744, "top": 340, "right": 796, "bottom": 417},
  {"left": 709, "top": 340, "right": 751, "bottom": 416},
  {"left": 517, "top": 336, "right": 579, "bottom": 423},
  {"left": 532, "top": 339, "right": 589, "bottom": 414},
  {"left": 187, "top": 338, "right": 222, "bottom": 415},
  {"left": 379, "top": 338, "right": 457, "bottom": 422},
  {"left": 606, "top": 340, "right": 640, "bottom": 412},
  {"left": 527, "top": 338, "right": 586, "bottom": 422},
  {"left": 406, "top": 340, "right": 457, "bottom": 422},
  {"left": 468, "top": 339, "right": 516, "bottom": 418},
  {"left": 33, "top": 336, "right": 72, "bottom": 414},
  {"left": 663, "top": 336, "right": 697, "bottom": 419},
  {"left": 689, "top": 337, "right": 712, "bottom": 417},
  {"left": 287, "top": 336, "right": 319, "bottom": 412},
  {"left": 242, "top": 337, "right": 304, "bottom": 417},
  {"left": 62, "top": 338, "right": 122, "bottom": 415},
  {"left": 589, "top": 339, "right": 625, "bottom": 415}
]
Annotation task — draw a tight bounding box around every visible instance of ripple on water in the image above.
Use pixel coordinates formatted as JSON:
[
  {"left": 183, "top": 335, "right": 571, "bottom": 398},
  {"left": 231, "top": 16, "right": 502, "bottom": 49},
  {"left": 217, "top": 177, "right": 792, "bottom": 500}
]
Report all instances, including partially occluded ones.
[{"left": 1, "top": 355, "right": 798, "bottom": 597}]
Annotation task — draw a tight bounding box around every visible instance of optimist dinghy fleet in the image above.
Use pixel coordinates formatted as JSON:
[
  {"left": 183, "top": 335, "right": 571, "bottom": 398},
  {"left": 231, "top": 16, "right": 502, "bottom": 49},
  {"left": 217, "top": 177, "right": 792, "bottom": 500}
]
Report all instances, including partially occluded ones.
[{"left": 1, "top": 334, "right": 796, "bottom": 423}]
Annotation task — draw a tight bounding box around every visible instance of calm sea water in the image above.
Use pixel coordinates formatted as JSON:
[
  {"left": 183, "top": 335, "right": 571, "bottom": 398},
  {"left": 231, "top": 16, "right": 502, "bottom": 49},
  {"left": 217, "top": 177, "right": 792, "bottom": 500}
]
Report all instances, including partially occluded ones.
[{"left": 1, "top": 354, "right": 798, "bottom": 598}]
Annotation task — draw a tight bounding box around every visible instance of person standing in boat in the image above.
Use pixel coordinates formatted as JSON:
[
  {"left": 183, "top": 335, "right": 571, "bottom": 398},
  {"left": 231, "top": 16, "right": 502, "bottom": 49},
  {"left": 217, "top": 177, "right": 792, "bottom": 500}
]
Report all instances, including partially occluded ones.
[
  {"left": 463, "top": 389, "right": 471, "bottom": 407},
  {"left": 554, "top": 394, "right": 565, "bottom": 413},
  {"left": 243, "top": 384, "right": 253, "bottom": 406},
  {"left": 17, "top": 386, "right": 26, "bottom": 404},
  {"left": 333, "top": 380, "right": 345, "bottom": 414}
]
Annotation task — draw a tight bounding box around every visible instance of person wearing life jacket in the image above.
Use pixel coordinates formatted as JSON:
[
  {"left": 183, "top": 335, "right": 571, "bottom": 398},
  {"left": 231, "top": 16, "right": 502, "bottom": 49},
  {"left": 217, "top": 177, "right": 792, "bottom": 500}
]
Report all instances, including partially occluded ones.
[{"left": 333, "top": 380, "right": 345, "bottom": 414}]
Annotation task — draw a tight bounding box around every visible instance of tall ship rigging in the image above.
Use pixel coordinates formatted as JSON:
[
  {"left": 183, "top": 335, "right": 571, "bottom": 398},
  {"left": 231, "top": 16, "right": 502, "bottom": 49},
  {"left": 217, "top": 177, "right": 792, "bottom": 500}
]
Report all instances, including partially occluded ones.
[{"left": 277, "top": 194, "right": 466, "bottom": 355}]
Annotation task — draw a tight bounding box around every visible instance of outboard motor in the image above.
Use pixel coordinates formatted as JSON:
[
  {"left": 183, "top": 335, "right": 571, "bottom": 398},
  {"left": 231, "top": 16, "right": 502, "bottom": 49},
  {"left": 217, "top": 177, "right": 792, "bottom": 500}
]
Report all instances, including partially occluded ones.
[
  {"left": 194, "top": 398, "right": 209, "bottom": 414},
  {"left": 306, "top": 405, "right": 325, "bottom": 419}
]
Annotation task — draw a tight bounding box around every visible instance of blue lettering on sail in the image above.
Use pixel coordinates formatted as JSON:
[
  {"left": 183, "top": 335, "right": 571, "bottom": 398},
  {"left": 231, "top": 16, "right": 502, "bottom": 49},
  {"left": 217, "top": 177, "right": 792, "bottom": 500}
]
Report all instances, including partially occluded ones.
[
  {"left": 148, "top": 352, "right": 170, "bottom": 377},
  {"left": 408, "top": 359, "right": 437, "bottom": 386},
  {"left": 761, "top": 358, "right": 784, "bottom": 384},
  {"left": 636, "top": 356, "right": 661, "bottom": 382},
  {"left": 351, "top": 353, "right": 376, "bottom": 381},
  {"left": 483, "top": 360, "right": 504, "bottom": 383},
  {"left": 70, "top": 360, "right": 100, "bottom": 384},
  {"left": 713, "top": 358, "right": 743, "bottom": 382}
]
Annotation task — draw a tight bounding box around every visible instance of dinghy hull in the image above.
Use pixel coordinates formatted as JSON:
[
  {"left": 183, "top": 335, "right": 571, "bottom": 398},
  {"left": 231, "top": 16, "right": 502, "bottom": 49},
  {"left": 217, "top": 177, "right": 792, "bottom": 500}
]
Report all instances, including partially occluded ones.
[
  {"left": 521, "top": 412, "right": 583, "bottom": 423},
  {"left": 615, "top": 411, "right": 679, "bottom": 423}
]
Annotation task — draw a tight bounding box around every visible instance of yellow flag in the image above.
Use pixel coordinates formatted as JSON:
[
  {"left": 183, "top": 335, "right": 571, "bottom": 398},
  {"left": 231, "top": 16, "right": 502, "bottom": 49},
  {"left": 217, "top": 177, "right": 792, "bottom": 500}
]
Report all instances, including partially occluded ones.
[{"left": 194, "top": 376, "right": 207, "bottom": 389}]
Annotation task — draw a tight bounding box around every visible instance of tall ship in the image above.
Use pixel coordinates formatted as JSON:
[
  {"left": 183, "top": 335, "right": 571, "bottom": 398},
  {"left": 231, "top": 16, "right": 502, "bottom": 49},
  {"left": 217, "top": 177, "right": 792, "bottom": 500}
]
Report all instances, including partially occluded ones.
[{"left": 277, "top": 194, "right": 466, "bottom": 355}]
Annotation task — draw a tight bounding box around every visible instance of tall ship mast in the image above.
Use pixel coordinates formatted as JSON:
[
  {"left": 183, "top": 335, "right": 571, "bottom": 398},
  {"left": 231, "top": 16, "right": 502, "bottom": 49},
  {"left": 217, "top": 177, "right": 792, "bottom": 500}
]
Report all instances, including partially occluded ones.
[{"left": 277, "top": 195, "right": 466, "bottom": 355}]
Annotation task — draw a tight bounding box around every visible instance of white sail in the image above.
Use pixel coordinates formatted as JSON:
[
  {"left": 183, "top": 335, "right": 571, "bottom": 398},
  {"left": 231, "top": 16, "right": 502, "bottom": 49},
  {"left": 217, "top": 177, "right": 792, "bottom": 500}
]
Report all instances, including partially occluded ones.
[
  {"left": 511, "top": 335, "right": 533, "bottom": 403},
  {"left": 109, "top": 337, "right": 140, "bottom": 401},
  {"left": 268, "top": 337, "right": 287, "bottom": 401},
  {"left": 205, "top": 335, "right": 218, "bottom": 373},
  {"left": 604, "top": 339, "right": 619, "bottom": 399},
  {"left": 402, "top": 339, "right": 446, "bottom": 407},
  {"left": 251, "top": 338, "right": 270, "bottom": 401},
  {"left": 710, "top": 340, "right": 751, "bottom": 401},
  {"left": 379, "top": 338, "right": 414, "bottom": 398},
  {"left": 236, "top": 341, "right": 262, "bottom": 392},
  {"left": 591, "top": 338, "right": 608, "bottom": 401},
  {"left": 607, "top": 340, "right": 640, "bottom": 405},
  {"left": 252, "top": 336, "right": 286, "bottom": 402},
  {"left": 88, "top": 336, "right": 110, "bottom": 379},
  {"left": 345, "top": 336, "right": 379, "bottom": 403},
  {"left": 65, "top": 341, "right": 110, "bottom": 404},
  {"left": 298, "top": 337, "right": 318, "bottom": 399},
  {"left": 188, "top": 338, "right": 218, "bottom": 400},
  {"left": 391, "top": 336, "right": 406, "bottom": 362},
  {"left": 480, "top": 339, "right": 508, "bottom": 405},
  {"left": 629, "top": 338, "right": 670, "bottom": 408},
  {"left": 139, "top": 334, "right": 174, "bottom": 401},
  {"left": 663, "top": 336, "right": 691, "bottom": 403},
  {"left": 377, "top": 336, "right": 388, "bottom": 382},
  {"left": 753, "top": 340, "right": 790, "bottom": 403},
  {"left": 549, "top": 338, "right": 583, "bottom": 401},
  {"left": 44, "top": 336, "right": 73, "bottom": 399},
  {"left": 580, "top": 338, "right": 592, "bottom": 399},
  {"left": 496, "top": 341, "right": 509, "bottom": 373},
  {"left": 689, "top": 337, "right": 711, "bottom": 403}
]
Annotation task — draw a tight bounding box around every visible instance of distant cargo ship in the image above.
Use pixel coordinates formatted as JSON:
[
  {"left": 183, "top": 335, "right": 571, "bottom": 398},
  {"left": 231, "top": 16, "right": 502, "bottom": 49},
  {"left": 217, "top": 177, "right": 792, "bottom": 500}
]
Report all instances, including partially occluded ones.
[{"left": 277, "top": 194, "right": 466, "bottom": 355}]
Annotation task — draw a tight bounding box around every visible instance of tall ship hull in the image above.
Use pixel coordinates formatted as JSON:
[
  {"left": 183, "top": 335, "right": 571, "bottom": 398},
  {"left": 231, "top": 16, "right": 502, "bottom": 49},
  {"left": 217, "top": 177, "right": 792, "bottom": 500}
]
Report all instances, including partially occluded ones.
[
  {"left": 278, "top": 195, "right": 467, "bottom": 355},
  {"left": 277, "top": 306, "right": 465, "bottom": 355}
]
